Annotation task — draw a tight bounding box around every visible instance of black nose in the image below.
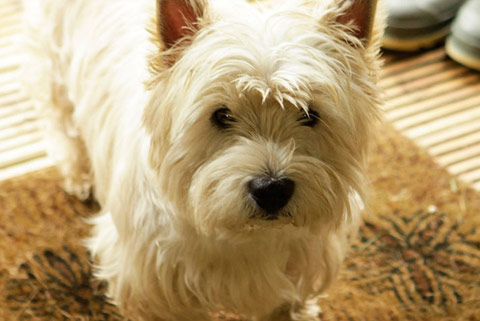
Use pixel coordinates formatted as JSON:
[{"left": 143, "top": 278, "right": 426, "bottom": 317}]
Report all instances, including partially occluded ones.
[{"left": 248, "top": 177, "right": 295, "bottom": 217}]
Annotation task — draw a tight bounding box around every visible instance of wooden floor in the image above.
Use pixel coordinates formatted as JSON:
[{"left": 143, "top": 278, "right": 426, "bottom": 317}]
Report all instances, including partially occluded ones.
[
  {"left": 381, "top": 50, "right": 480, "bottom": 190},
  {"left": 0, "top": 0, "right": 53, "bottom": 181},
  {"left": 1, "top": 0, "right": 480, "bottom": 190}
]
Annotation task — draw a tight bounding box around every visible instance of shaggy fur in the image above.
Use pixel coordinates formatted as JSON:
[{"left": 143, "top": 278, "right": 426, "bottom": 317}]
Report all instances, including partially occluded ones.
[{"left": 22, "top": 0, "right": 384, "bottom": 320}]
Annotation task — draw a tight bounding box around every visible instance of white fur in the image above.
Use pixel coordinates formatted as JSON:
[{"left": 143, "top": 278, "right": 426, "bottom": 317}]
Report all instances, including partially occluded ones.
[{"left": 22, "top": 0, "right": 383, "bottom": 320}]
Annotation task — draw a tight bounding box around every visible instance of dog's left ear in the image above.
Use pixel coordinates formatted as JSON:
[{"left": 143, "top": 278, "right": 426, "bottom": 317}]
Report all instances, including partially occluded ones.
[
  {"left": 157, "top": 0, "right": 208, "bottom": 49},
  {"left": 336, "top": 0, "right": 378, "bottom": 45}
]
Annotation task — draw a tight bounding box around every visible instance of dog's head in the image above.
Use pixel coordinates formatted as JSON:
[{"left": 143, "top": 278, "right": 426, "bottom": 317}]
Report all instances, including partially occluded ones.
[{"left": 144, "top": 0, "right": 383, "bottom": 237}]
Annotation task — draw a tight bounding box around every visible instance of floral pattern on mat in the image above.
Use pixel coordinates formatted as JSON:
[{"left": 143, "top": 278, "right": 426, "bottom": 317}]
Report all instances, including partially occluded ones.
[
  {"left": 346, "top": 209, "right": 480, "bottom": 311},
  {"left": 5, "top": 209, "right": 480, "bottom": 320},
  {"left": 5, "top": 246, "right": 124, "bottom": 321}
]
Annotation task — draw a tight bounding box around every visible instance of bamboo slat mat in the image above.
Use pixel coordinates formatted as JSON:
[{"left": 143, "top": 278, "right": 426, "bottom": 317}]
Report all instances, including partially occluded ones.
[
  {"left": 0, "top": 0, "right": 52, "bottom": 181},
  {"left": 1, "top": 0, "right": 479, "bottom": 190},
  {"left": 381, "top": 49, "right": 480, "bottom": 191}
]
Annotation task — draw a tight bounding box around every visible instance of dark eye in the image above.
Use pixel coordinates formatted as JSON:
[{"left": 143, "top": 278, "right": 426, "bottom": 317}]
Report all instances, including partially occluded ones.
[
  {"left": 299, "top": 108, "right": 320, "bottom": 127},
  {"left": 212, "top": 107, "right": 235, "bottom": 129}
]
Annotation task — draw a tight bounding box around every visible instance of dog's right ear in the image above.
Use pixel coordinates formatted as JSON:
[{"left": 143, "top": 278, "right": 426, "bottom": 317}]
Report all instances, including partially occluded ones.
[
  {"left": 157, "top": 0, "right": 208, "bottom": 49},
  {"left": 335, "top": 0, "right": 378, "bottom": 46}
]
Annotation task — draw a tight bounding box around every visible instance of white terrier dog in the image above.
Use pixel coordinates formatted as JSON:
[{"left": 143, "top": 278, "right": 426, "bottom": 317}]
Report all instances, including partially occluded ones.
[{"left": 22, "top": 0, "right": 383, "bottom": 320}]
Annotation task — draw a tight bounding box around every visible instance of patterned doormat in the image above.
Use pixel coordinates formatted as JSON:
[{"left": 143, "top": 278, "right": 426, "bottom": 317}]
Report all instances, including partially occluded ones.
[{"left": 1, "top": 124, "right": 479, "bottom": 320}]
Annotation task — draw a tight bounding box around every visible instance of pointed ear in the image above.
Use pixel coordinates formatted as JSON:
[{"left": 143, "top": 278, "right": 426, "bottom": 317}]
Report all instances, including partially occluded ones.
[
  {"left": 157, "top": 0, "right": 207, "bottom": 49},
  {"left": 336, "top": 0, "right": 378, "bottom": 45}
]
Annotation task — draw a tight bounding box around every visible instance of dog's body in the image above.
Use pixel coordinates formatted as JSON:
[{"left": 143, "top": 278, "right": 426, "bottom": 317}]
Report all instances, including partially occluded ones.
[{"left": 22, "top": 0, "right": 383, "bottom": 320}]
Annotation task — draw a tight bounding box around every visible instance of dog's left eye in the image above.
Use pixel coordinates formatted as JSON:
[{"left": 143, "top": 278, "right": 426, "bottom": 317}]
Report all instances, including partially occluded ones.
[
  {"left": 212, "top": 107, "right": 236, "bottom": 129},
  {"left": 299, "top": 109, "right": 320, "bottom": 127}
]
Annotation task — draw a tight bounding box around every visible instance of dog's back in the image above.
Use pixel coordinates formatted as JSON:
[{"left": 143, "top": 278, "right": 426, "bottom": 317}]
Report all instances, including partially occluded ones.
[{"left": 22, "top": 0, "right": 155, "bottom": 201}]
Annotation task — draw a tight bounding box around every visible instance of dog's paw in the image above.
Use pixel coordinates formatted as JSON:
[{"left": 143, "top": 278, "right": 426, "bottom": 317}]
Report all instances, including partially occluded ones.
[
  {"left": 64, "top": 177, "right": 92, "bottom": 201},
  {"left": 290, "top": 299, "right": 322, "bottom": 321},
  {"left": 259, "top": 300, "right": 322, "bottom": 321}
]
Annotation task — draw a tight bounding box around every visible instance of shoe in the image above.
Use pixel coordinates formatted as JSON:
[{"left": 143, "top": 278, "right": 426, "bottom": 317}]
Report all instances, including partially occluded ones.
[
  {"left": 446, "top": 0, "right": 480, "bottom": 71},
  {"left": 383, "top": 0, "right": 466, "bottom": 51}
]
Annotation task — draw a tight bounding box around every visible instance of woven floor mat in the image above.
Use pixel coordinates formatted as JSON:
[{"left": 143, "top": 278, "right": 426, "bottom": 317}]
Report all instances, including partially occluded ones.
[
  {"left": 380, "top": 48, "right": 480, "bottom": 191},
  {"left": 1, "top": 123, "right": 479, "bottom": 321}
]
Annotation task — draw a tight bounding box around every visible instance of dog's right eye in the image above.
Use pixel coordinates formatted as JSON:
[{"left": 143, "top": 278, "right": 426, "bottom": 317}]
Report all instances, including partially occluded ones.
[
  {"left": 298, "top": 108, "right": 320, "bottom": 127},
  {"left": 212, "top": 107, "right": 235, "bottom": 129}
]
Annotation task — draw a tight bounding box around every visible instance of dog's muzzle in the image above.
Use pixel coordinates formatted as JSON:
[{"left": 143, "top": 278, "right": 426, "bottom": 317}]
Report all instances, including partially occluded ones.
[{"left": 248, "top": 177, "right": 294, "bottom": 220}]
